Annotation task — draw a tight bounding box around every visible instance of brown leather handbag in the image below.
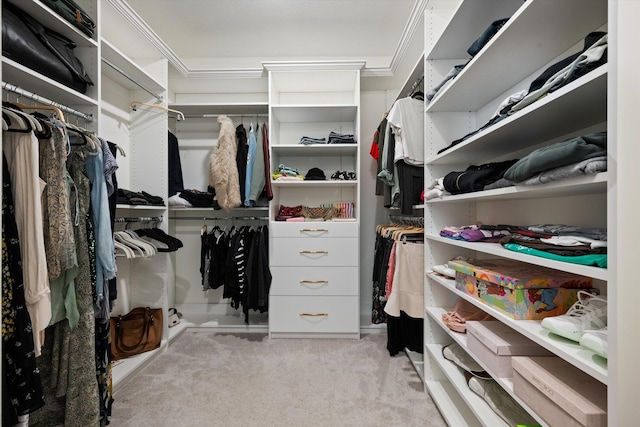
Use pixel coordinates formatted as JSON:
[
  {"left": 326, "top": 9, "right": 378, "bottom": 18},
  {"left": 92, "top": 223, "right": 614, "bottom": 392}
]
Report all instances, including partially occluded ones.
[{"left": 110, "top": 307, "right": 163, "bottom": 361}]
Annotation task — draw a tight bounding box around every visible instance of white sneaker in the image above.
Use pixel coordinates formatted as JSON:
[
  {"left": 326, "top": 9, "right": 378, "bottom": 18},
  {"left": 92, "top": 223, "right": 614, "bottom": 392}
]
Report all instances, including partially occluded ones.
[
  {"left": 540, "top": 291, "right": 607, "bottom": 342},
  {"left": 580, "top": 327, "right": 608, "bottom": 359}
]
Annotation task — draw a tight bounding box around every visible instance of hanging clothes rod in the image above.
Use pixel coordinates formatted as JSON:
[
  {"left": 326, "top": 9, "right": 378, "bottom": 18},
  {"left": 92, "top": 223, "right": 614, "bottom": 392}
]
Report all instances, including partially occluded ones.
[
  {"left": 130, "top": 101, "right": 185, "bottom": 121},
  {"left": 172, "top": 216, "right": 268, "bottom": 221},
  {"left": 182, "top": 113, "right": 269, "bottom": 119},
  {"left": 115, "top": 216, "right": 163, "bottom": 223},
  {"left": 411, "top": 75, "right": 424, "bottom": 91},
  {"left": 389, "top": 215, "right": 424, "bottom": 226},
  {"left": 2, "top": 81, "right": 94, "bottom": 122},
  {"left": 102, "top": 58, "right": 163, "bottom": 102}
]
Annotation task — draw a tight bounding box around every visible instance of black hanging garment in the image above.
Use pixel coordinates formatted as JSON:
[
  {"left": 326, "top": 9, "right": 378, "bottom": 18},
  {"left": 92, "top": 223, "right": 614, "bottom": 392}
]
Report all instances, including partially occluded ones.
[{"left": 168, "top": 131, "right": 184, "bottom": 197}]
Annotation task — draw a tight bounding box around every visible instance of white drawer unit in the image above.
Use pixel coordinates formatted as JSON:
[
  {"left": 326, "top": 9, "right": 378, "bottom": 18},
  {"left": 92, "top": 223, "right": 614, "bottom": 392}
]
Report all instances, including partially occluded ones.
[
  {"left": 265, "top": 64, "right": 361, "bottom": 339},
  {"left": 269, "top": 296, "right": 360, "bottom": 338},
  {"left": 270, "top": 237, "right": 358, "bottom": 267},
  {"left": 270, "top": 222, "right": 359, "bottom": 238},
  {"left": 270, "top": 266, "right": 359, "bottom": 296}
]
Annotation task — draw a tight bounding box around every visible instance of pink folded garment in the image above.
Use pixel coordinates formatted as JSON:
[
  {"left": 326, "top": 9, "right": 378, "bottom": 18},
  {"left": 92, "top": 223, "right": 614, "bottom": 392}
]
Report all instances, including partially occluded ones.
[{"left": 286, "top": 217, "right": 305, "bottom": 222}]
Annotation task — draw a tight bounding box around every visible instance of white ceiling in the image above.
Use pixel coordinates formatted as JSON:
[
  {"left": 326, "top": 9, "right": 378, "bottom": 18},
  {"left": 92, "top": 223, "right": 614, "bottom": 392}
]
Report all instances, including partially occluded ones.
[{"left": 123, "top": 0, "right": 419, "bottom": 74}]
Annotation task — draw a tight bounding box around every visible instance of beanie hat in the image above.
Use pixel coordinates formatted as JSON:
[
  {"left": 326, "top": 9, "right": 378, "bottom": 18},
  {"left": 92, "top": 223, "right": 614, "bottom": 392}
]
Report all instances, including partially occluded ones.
[{"left": 304, "top": 167, "right": 326, "bottom": 180}]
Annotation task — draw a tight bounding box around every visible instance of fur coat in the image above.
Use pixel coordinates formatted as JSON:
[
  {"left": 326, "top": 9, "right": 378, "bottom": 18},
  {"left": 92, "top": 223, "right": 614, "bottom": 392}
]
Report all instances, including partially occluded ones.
[{"left": 209, "top": 115, "right": 241, "bottom": 210}]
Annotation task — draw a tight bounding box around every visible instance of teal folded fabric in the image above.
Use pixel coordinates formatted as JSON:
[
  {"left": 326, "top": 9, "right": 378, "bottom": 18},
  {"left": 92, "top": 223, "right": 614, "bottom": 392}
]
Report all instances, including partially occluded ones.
[{"left": 503, "top": 243, "right": 607, "bottom": 268}]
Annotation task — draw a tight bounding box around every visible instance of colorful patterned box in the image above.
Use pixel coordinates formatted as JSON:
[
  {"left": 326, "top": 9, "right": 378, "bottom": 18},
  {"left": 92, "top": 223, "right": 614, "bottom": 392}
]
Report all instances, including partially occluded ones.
[
  {"left": 448, "top": 258, "right": 592, "bottom": 289},
  {"left": 455, "top": 272, "right": 593, "bottom": 320}
]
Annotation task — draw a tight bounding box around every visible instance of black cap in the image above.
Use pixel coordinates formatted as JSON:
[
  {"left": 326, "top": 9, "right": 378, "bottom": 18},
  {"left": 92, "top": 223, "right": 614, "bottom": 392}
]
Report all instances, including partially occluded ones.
[{"left": 304, "top": 167, "right": 326, "bottom": 180}]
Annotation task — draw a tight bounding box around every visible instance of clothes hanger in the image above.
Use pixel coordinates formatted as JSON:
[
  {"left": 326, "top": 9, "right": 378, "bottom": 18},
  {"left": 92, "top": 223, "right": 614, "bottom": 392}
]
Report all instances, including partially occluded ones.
[
  {"left": 2, "top": 106, "right": 31, "bottom": 132},
  {"left": 130, "top": 101, "right": 185, "bottom": 121},
  {"left": 2, "top": 103, "right": 44, "bottom": 133},
  {"left": 12, "top": 101, "right": 65, "bottom": 123}
]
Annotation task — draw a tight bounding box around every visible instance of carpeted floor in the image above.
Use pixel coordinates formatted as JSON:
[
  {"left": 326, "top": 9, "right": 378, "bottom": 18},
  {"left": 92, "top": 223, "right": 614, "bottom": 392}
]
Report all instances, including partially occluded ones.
[{"left": 109, "top": 331, "right": 447, "bottom": 427}]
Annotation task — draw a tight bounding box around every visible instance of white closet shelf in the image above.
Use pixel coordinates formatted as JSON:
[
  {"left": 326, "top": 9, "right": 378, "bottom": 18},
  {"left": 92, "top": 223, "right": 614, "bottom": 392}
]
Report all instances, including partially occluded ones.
[
  {"left": 426, "top": 273, "right": 608, "bottom": 384},
  {"left": 271, "top": 144, "right": 357, "bottom": 156},
  {"left": 271, "top": 180, "right": 358, "bottom": 188},
  {"left": 425, "top": 381, "right": 480, "bottom": 427},
  {"left": 3, "top": 57, "right": 99, "bottom": 107},
  {"left": 7, "top": 0, "right": 97, "bottom": 47},
  {"left": 427, "top": 173, "right": 607, "bottom": 204},
  {"left": 427, "top": 0, "right": 607, "bottom": 112},
  {"left": 170, "top": 103, "right": 268, "bottom": 117},
  {"left": 425, "top": 235, "right": 608, "bottom": 281},
  {"left": 116, "top": 204, "right": 166, "bottom": 211},
  {"left": 426, "top": 66, "right": 608, "bottom": 165},
  {"left": 169, "top": 206, "right": 268, "bottom": 214},
  {"left": 270, "top": 105, "right": 357, "bottom": 122},
  {"left": 426, "top": 0, "right": 521, "bottom": 60},
  {"left": 426, "top": 343, "right": 509, "bottom": 427},
  {"left": 425, "top": 304, "right": 550, "bottom": 427},
  {"left": 101, "top": 39, "right": 165, "bottom": 94}
]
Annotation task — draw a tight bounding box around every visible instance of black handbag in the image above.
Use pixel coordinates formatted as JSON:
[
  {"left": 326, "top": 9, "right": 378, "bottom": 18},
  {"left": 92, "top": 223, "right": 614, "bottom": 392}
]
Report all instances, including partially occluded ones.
[
  {"left": 2, "top": 2, "right": 94, "bottom": 94},
  {"left": 40, "top": 0, "right": 96, "bottom": 38}
]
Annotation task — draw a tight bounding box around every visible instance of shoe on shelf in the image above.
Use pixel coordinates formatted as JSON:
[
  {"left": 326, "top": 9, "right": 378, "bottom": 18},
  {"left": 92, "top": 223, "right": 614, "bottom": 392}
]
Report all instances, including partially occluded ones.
[
  {"left": 580, "top": 326, "right": 608, "bottom": 359},
  {"left": 168, "top": 307, "right": 182, "bottom": 328},
  {"left": 540, "top": 290, "right": 607, "bottom": 342}
]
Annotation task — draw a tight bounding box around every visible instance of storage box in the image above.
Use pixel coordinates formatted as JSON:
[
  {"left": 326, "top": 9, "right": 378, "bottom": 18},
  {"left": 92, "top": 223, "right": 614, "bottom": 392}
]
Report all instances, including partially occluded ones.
[
  {"left": 450, "top": 258, "right": 594, "bottom": 320},
  {"left": 512, "top": 356, "right": 607, "bottom": 427},
  {"left": 466, "top": 321, "right": 553, "bottom": 378},
  {"left": 455, "top": 272, "right": 592, "bottom": 320},
  {"left": 449, "top": 258, "right": 593, "bottom": 289}
]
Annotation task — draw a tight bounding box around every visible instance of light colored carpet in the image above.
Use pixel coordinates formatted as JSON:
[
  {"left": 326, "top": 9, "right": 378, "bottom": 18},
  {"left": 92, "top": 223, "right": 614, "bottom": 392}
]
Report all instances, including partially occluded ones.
[{"left": 110, "top": 331, "right": 447, "bottom": 427}]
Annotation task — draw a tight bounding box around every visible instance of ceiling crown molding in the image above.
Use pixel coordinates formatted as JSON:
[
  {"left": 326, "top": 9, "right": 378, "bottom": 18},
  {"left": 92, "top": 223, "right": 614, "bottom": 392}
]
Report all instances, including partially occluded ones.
[
  {"left": 108, "top": 0, "right": 426, "bottom": 79},
  {"left": 262, "top": 60, "right": 366, "bottom": 72}
]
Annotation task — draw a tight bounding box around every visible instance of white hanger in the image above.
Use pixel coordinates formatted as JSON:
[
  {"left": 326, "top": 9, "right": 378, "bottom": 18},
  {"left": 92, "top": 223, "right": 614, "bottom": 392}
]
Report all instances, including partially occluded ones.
[{"left": 2, "top": 107, "right": 30, "bottom": 131}]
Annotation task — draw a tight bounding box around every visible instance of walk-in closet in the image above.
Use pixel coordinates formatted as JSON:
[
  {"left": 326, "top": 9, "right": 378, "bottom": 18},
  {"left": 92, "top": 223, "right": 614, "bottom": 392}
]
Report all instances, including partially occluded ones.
[{"left": 2, "top": 0, "right": 638, "bottom": 425}]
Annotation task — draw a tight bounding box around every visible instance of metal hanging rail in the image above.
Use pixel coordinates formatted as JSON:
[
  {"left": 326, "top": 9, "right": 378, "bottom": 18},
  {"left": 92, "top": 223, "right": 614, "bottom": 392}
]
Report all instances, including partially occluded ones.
[
  {"left": 2, "top": 81, "right": 94, "bottom": 122},
  {"left": 182, "top": 113, "right": 269, "bottom": 119},
  {"left": 101, "top": 58, "right": 163, "bottom": 102}
]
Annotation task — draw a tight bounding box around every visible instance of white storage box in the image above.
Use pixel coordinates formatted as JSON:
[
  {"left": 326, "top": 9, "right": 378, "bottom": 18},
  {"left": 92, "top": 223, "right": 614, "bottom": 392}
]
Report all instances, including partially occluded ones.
[
  {"left": 467, "top": 321, "right": 553, "bottom": 378},
  {"left": 512, "top": 356, "right": 607, "bottom": 427}
]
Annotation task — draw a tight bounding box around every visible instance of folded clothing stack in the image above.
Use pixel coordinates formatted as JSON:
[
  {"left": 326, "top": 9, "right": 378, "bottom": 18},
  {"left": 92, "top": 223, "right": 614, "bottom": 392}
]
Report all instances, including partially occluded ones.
[
  {"left": 299, "top": 136, "right": 327, "bottom": 145},
  {"left": 328, "top": 131, "right": 356, "bottom": 144},
  {"left": 178, "top": 189, "right": 216, "bottom": 208},
  {"left": 117, "top": 189, "right": 165, "bottom": 206}
]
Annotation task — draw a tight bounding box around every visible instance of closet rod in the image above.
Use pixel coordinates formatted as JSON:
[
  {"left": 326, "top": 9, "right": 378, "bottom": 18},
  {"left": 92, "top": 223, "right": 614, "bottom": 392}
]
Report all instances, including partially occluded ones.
[
  {"left": 2, "top": 81, "right": 94, "bottom": 122},
  {"left": 389, "top": 215, "right": 424, "bottom": 226},
  {"left": 115, "top": 216, "right": 163, "bottom": 223},
  {"left": 172, "top": 216, "right": 268, "bottom": 221},
  {"left": 101, "top": 58, "right": 163, "bottom": 102},
  {"left": 183, "top": 114, "right": 269, "bottom": 119},
  {"left": 409, "top": 75, "right": 424, "bottom": 96}
]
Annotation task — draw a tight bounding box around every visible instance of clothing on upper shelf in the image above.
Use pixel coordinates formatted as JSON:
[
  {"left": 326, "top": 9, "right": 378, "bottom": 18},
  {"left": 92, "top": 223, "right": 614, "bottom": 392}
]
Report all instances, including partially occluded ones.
[
  {"left": 443, "top": 159, "right": 518, "bottom": 195},
  {"left": 437, "top": 31, "right": 608, "bottom": 155},
  {"left": 503, "top": 132, "right": 607, "bottom": 182},
  {"left": 117, "top": 188, "right": 165, "bottom": 206}
]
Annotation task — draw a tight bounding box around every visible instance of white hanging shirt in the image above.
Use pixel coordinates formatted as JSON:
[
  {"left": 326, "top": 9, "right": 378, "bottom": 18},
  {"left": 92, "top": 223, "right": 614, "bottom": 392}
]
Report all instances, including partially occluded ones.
[{"left": 387, "top": 97, "right": 424, "bottom": 166}]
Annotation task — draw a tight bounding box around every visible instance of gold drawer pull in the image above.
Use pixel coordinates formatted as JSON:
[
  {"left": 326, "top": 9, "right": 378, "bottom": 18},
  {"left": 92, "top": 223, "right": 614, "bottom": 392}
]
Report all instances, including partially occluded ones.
[
  {"left": 300, "top": 280, "right": 329, "bottom": 284},
  {"left": 299, "top": 228, "right": 328, "bottom": 233},
  {"left": 300, "top": 250, "right": 328, "bottom": 254},
  {"left": 299, "top": 313, "right": 328, "bottom": 317}
]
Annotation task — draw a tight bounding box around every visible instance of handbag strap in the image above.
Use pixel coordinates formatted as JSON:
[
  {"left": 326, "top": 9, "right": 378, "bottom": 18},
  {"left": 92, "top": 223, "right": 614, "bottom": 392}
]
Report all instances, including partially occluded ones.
[{"left": 113, "top": 307, "right": 156, "bottom": 351}]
